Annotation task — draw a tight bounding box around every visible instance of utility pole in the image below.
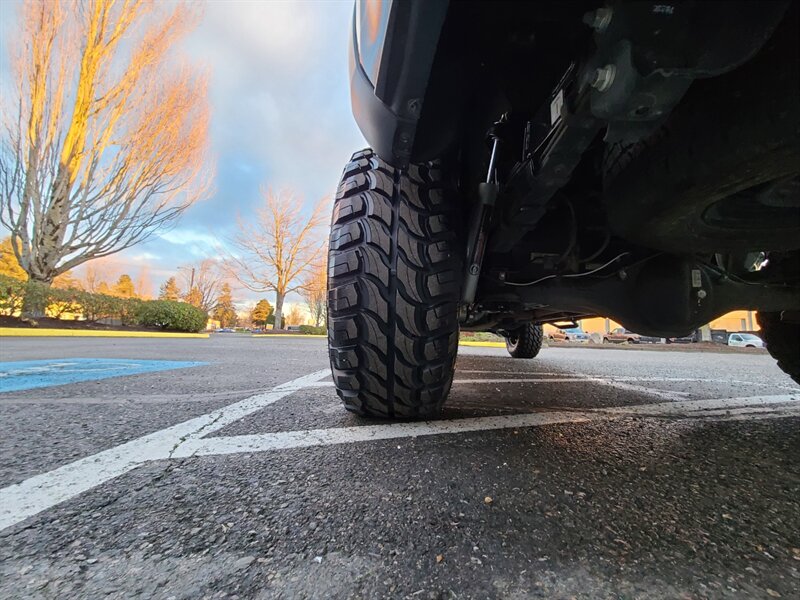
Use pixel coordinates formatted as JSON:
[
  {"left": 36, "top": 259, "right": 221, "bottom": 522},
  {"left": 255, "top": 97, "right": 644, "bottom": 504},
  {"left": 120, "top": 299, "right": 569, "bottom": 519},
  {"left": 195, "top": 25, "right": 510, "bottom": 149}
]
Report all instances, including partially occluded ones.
[{"left": 178, "top": 266, "right": 196, "bottom": 294}]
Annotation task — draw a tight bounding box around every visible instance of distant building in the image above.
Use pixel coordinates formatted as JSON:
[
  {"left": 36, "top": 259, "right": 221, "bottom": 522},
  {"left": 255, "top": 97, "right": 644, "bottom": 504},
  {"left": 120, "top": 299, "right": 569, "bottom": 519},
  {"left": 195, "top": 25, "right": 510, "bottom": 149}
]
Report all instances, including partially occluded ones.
[{"left": 544, "top": 310, "right": 758, "bottom": 337}]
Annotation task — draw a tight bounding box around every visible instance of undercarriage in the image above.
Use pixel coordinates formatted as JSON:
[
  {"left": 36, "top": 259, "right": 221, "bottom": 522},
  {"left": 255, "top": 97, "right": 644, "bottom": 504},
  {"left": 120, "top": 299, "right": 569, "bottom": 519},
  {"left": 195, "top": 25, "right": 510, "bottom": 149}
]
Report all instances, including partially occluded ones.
[
  {"left": 330, "top": 0, "right": 800, "bottom": 417},
  {"left": 445, "top": 1, "right": 799, "bottom": 339}
]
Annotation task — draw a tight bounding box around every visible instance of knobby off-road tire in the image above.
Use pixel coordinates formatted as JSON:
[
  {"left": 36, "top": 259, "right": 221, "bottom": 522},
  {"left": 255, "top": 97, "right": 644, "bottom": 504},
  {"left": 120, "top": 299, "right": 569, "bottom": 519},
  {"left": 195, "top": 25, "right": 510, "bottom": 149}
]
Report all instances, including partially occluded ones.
[
  {"left": 757, "top": 312, "right": 800, "bottom": 385},
  {"left": 505, "top": 323, "right": 543, "bottom": 359},
  {"left": 327, "top": 149, "right": 463, "bottom": 419}
]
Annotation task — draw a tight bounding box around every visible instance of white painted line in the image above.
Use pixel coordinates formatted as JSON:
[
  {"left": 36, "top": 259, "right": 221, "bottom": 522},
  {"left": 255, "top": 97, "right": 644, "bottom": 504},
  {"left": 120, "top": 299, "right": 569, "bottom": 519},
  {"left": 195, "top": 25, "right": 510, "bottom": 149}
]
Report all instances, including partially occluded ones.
[
  {"left": 452, "top": 377, "right": 693, "bottom": 402},
  {"left": 272, "top": 370, "right": 332, "bottom": 391},
  {"left": 592, "top": 394, "right": 800, "bottom": 416},
  {"left": 453, "top": 378, "right": 597, "bottom": 384},
  {"left": 457, "top": 370, "right": 573, "bottom": 376},
  {"left": 2, "top": 364, "right": 797, "bottom": 533},
  {"left": 172, "top": 394, "right": 800, "bottom": 459},
  {"left": 171, "top": 411, "right": 598, "bottom": 457},
  {"left": 684, "top": 404, "right": 800, "bottom": 418},
  {"left": 609, "top": 376, "right": 799, "bottom": 392},
  {"left": 454, "top": 373, "right": 798, "bottom": 393},
  {"left": 0, "top": 369, "right": 330, "bottom": 532},
  {"left": 588, "top": 378, "right": 691, "bottom": 401}
]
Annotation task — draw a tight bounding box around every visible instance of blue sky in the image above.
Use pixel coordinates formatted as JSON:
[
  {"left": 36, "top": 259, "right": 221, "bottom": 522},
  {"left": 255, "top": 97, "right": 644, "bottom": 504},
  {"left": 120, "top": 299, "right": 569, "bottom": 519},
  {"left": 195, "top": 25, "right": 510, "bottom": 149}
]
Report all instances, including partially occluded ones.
[{"left": 0, "top": 0, "right": 366, "bottom": 303}]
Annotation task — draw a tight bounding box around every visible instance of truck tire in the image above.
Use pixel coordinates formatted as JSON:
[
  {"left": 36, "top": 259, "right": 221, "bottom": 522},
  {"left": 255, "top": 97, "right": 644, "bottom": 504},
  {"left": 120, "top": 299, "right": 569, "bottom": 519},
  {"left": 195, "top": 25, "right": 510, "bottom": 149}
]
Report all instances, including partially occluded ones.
[
  {"left": 757, "top": 312, "right": 800, "bottom": 385},
  {"left": 327, "top": 149, "right": 463, "bottom": 419},
  {"left": 505, "top": 323, "right": 543, "bottom": 359}
]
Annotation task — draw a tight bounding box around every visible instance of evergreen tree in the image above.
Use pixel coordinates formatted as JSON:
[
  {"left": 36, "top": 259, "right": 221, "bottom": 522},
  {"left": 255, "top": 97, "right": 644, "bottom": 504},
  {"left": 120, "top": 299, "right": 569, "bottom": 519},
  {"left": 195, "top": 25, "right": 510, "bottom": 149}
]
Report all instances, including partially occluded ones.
[
  {"left": 212, "top": 283, "right": 238, "bottom": 327},
  {"left": 159, "top": 276, "right": 182, "bottom": 301},
  {"left": 112, "top": 274, "right": 136, "bottom": 298}
]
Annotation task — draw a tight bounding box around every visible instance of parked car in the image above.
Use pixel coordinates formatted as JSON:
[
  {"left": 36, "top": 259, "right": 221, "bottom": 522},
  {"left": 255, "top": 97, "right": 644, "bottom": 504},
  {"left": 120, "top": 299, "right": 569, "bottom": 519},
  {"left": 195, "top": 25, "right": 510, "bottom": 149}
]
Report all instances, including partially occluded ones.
[
  {"left": 637, "top": 334, "right": 665, "bottom": 344},
  {"left": 564, "top": 327, "right": 590, "bottom": 343},
  {"left": 727, "top": 333, "right": 765, "bottom": 348},
  {"left": 603, "top": 328, "right": 640, "bottom": 344},
  {"left": 216, "top": 328, "right": 235, "bottom": 333},
  {"left": 666, "top": 332, "right": 698, "bottom": 344},
  {"left": 549, "top": 327, "right": 589, "bottom": 343}
]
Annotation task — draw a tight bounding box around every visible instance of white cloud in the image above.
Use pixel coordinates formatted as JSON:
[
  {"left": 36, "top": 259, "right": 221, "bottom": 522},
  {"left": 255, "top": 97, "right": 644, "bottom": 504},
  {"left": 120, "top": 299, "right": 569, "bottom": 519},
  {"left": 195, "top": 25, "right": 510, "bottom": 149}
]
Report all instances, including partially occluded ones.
[
  {"left": 159, "top": 229, "right": 219, "bottom": 247},
  {"left": 127, "top": 252, "right": 161, "bottom": 262}
]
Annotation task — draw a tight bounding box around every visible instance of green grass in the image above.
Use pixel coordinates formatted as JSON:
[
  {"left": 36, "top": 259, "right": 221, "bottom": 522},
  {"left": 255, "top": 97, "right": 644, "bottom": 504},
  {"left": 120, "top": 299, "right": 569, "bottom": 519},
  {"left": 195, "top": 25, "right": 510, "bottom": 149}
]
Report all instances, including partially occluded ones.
[{"left": 459, "top": 331, "right": 504, "bottom": 342}]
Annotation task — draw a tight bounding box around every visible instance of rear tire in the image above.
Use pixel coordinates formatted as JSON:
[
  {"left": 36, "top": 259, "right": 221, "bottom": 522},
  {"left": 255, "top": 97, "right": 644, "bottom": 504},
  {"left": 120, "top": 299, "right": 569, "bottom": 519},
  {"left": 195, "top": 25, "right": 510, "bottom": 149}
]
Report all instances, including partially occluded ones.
[
  {"left": 757, "top": 312, "right": 800, "bottom": 385},
  {"left": 327, "top": 149, "right": 463, "bottom": 419},
  {"left": 505, "top": 323, "right": 543, "bottom": 359}
]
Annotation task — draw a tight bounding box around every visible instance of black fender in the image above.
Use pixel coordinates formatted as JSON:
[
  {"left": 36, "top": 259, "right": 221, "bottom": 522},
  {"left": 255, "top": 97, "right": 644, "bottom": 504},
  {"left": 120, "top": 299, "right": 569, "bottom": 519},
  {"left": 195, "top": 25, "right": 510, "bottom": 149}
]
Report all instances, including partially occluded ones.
[{"left": 349, "top": 0, "right": 449, "bottom": 168}]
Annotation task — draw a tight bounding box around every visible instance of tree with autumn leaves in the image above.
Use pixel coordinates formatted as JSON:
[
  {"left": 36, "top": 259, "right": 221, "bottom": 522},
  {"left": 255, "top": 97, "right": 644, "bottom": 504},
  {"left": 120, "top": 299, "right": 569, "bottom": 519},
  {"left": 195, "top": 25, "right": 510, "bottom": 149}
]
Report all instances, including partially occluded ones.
[
  {"left": 250, "top": 299, "right": 273, "bottom": 329},
  {"left": 0, "top": 0, "right": 210, "bottom": 317}
]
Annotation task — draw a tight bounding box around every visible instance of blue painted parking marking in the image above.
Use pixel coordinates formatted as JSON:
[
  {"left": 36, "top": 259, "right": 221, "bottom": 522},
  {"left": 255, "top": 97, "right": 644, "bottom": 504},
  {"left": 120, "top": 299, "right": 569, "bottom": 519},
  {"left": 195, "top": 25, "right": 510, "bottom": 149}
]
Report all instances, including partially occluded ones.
[{"left": 0, "top": 359, "right": 206, "bottom": 393}]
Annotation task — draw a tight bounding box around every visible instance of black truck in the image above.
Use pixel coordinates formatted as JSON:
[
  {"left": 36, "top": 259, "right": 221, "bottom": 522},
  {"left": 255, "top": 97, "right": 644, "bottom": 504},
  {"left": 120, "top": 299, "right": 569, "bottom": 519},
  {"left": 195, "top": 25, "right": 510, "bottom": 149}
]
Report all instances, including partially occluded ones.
[{"left": 327, "top": 0, "right": 799, "bottom": 418}]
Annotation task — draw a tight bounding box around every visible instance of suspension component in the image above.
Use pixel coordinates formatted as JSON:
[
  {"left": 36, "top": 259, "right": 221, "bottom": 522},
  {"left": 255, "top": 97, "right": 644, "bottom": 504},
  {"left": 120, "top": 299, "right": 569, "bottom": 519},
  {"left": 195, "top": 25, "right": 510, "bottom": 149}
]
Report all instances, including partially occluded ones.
[{"left": 462, "top": 118, "right": 504, "bottom": 305}]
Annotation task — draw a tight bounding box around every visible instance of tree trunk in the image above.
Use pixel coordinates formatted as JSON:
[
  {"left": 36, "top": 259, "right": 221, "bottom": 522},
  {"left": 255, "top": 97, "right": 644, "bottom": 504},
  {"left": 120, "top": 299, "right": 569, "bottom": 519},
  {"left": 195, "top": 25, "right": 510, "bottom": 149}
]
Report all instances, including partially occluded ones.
[
  {"left": 21, "top": 277, "right": 52, "bottom": 321},
  {"left": 273, "top": 292, "right": 285, "bottom": 331}
]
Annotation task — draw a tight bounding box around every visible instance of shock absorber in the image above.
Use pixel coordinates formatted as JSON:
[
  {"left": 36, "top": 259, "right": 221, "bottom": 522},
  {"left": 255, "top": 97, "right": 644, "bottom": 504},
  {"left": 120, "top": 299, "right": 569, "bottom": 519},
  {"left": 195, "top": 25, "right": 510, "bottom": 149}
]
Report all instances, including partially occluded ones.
[{"left": 462, "top": 118, "right": 504, "bottom": 305}]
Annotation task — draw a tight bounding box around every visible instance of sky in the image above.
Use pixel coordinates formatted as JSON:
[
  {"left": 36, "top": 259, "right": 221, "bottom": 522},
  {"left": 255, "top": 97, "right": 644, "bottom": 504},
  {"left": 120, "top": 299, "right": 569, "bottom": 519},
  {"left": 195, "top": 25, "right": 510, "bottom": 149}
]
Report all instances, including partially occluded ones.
[{"left": 0, "top": 0, "right": 366, "bottom": 307}]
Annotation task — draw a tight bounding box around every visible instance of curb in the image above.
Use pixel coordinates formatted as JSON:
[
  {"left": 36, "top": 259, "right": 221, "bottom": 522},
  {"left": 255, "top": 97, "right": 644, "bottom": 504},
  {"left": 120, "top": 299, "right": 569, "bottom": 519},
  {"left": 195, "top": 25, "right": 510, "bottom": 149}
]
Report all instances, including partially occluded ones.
[
  {"left": 252, "top": 334, "right": 327, "bottom": 338},
  {"left": 251, "top": 337, "right": 510, "bottom": 348},
  {"left": 458, "top": 341, "right": 507, "bottom": 348},
  {"left": 0, "top": 328, "right": 209, "bottom": 339}
]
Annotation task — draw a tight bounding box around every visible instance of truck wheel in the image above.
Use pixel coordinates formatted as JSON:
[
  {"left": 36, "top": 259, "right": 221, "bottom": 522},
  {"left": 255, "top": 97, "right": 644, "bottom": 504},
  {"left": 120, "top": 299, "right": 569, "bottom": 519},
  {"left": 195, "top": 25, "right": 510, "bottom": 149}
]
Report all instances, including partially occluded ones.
[
  {"left": 505, "top": 323, "right": 543, "bottom": 359},
  {"left": 757, "top": 312, "right": 800, "bottom": 385},
  {"left": 327, "top": 149, "right": 463, "bottom": 419}
]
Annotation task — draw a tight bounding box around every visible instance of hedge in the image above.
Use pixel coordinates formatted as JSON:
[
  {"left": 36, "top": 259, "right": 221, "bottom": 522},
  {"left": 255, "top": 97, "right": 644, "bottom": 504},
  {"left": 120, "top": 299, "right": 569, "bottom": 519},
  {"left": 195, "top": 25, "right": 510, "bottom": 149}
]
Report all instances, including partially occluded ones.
[
  {"left": 135, "top": 300, "right": 208, "bottom": 333},
  {"left": 298, "top": 325, "right": 326, "bottom": 335},
  {"left": 0, "top": 274, "right": 208, "bottom": 332}
]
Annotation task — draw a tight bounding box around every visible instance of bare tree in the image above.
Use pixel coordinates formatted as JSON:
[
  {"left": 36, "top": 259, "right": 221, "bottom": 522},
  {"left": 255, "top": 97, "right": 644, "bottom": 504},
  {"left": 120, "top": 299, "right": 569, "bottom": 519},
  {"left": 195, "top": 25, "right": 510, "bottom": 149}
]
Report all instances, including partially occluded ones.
[
  {"left": 284, "top": 304, "right": 305, "bottom": 327},
  {"left": 226, "top": 188, "right": 327, "bottom": 331},
  {"left": 80, "top": 257, "right": 118, "bottom": 292},
  {"left": 0, "top": 0, "right": 211, "bottom": 316},
  {"left": 301, "top": 253, "right": 327, "bottom": 327},
  {"left": 179, "top": 259, "right": 222, "bottom": 313},
  {"left": 134, "top": 266, "right": 153, "bottom": 299}
]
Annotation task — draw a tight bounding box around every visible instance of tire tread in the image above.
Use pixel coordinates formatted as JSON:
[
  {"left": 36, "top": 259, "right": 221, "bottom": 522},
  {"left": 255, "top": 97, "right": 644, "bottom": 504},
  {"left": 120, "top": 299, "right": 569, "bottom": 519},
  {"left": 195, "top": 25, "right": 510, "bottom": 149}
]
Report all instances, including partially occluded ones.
[{"left": 328, "top": 149, "right": 463, "bottom": 418}]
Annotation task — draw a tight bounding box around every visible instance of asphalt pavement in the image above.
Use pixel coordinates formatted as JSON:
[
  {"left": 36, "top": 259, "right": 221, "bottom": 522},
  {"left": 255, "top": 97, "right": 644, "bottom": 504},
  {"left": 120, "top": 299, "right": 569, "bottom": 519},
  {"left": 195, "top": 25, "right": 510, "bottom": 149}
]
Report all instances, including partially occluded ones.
[{"left": 0, "top": 336, "right": 798, "bottom": 599}]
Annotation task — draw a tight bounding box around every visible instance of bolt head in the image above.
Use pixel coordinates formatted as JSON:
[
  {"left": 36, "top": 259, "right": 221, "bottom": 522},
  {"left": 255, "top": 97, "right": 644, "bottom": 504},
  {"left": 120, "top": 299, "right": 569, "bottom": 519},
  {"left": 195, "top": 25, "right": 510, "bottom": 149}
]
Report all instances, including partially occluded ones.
[
  {"left": 584, "top": 7, "right": 613, "bottom": 32},
  {"left": 591, "top": 64, "right": 617, "bottom": 92}
]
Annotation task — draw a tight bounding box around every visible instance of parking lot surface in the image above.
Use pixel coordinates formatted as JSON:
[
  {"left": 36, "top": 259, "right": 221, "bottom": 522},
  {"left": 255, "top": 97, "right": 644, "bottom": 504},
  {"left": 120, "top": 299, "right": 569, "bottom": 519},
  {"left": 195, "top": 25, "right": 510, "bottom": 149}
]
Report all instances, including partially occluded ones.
[{"left": 1, "top": 336, "right": 798, "bottom": 599}]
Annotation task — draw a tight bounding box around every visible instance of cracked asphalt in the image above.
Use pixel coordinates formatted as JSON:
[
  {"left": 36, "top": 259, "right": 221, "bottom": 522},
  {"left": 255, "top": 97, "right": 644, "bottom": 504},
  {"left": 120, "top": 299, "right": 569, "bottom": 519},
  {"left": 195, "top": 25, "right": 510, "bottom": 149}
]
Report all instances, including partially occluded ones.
[{"left": 1, "top": 335, "right": 799, "bottom": 599}]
